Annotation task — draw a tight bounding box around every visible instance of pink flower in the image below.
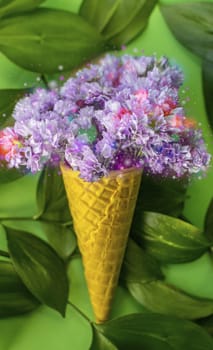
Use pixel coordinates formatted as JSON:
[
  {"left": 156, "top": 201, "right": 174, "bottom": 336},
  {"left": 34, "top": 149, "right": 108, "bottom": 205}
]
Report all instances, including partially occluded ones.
[
  {"left": 0, "top": 128, "right": 22, "bottom": 160},
  {"left": 134, "top": 89, "right": 148, "bottom": 103}
]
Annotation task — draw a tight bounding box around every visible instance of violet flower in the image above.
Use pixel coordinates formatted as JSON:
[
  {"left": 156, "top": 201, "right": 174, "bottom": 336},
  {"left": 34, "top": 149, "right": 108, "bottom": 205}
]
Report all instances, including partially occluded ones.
[{"left": 1, "top": 54, "right": 210, "bottom": 182}]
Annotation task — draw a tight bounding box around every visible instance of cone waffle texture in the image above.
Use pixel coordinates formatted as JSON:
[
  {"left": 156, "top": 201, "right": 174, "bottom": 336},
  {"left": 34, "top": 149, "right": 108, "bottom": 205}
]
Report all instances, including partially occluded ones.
[{"left": 61, "top": 165, "right": 142, "bottom": 323}]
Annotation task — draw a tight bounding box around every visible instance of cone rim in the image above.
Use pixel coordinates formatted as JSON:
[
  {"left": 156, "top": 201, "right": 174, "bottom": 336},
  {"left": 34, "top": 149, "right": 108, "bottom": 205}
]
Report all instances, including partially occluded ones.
[{"left": 60, "top": 163, "right": 143, "bottom": 181}]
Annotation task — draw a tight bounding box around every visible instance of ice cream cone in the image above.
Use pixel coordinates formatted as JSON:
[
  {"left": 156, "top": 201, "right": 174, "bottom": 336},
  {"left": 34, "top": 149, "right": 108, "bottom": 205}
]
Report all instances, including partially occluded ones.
[{"left": 60, "top": 164, "right": 142, "bottom": 323}]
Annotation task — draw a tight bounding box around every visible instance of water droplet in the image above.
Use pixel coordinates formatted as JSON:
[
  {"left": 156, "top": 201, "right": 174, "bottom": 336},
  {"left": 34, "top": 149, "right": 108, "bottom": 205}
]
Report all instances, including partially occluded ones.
[
  {"left": 58, "top": 65, "right": 64, "bottom": 71},
  {"left": 48, "top": 80, "right": 58, "bottom": 90}
]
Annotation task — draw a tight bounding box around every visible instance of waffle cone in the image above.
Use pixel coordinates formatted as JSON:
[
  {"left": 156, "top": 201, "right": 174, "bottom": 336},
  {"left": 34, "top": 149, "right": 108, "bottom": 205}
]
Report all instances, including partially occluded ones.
[{"left": 60, "top": 165, "right": 142, "bottom": 323}]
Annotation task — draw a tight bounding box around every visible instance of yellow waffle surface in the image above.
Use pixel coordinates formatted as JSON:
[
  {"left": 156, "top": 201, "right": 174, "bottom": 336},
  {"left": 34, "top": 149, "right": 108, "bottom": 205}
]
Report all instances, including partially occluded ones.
[{"left": 61, "top": 165, "right": 142, "bottom": 323}]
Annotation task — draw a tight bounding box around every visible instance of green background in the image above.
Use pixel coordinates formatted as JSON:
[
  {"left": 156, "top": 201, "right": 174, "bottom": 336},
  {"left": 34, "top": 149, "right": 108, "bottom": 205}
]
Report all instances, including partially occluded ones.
[{"left": 0, "top": 0, "right": 213, "bottom": 349}]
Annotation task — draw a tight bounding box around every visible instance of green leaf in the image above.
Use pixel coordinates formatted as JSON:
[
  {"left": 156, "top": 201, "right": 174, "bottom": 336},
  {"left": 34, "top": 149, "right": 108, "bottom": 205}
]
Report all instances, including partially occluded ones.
[
  {"left": 108, "top": 0, "right": 157, "bottom": 47},
  {"left": 36, "top": 166, "right": 71, "bottom": 223},
  {"left": 5, "top": 227, "right": 69, "bottom": 316},
  {"left": 41, "top": 222, "right": 77, "bottom": 260},
  {"left": 0, "top": 166, "right": 24, "bottom": 184},
  {"left": 79, "top": 0, "right": 120, "bottom": 33},
  {"left": 0, "top": 88, "right": 28, "bottom": 128},
  {"left": 126, "top": 280, "right": 213, "bottom": 320},
  {"left": 97, "top": 313, "right": 213, "bottom": 350},
  {"left": 79, "top": 0, "right": 157, "bottom": 47},
  {"left": 2, "top": 218, "right": 77, "bottom": 260},
  {"left": 133, "top": 175, "right": 187, "bottom": 218},
  {"left": 0, "top": 0, "right": 45, "bottom": 19},
  {"left": 205, "top": 198, "right": 213, "bottom": 242},
  {"left": 121, "top": 238, "right": 163, "bottom": 282},
  {"left": 161, "top": 2, "right": 213, "bottom": 62},
  {"left": 202, "top": 60, "right": 213, "bottom": 132},
  {"left": 132, "top": 211, "right": 210, "bottom": 263},
  {"left": 0, "top": 8, "right": 107, "bottom": 74},
  {"left": 0, "top": 260, "right": 39, "bottom": 317},
  {"left": 90, "top": 325, "right": 118, "bottom": 350},
  {"left": 102, "top": 0, "right": 151, "bottom": 40}
]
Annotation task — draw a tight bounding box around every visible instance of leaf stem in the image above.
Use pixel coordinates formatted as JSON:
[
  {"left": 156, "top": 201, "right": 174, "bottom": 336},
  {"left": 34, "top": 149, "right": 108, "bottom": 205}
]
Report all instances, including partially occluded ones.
[
  {"left": 0, "top": 250, "right": 10, "bottom": 258},
  {"left": 68, "top": 300, "right": 92, "bottom": 324},
  {"left": 62, "top": 221, "right": 73, "bottom": 227},
  {"left": 0, "top": 217, "right": 70, "bottom": 225},
  {"left": 0, "top": 216, "right": 34, "bottom": 221},
  {"left": 41, "top": 74, "right": 49, "bottom": 89}
]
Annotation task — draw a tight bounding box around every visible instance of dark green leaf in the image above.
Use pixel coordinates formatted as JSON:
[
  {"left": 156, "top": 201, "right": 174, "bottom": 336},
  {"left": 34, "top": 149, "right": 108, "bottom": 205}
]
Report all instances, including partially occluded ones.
[
  {"left": 97, "top": 313, "right": 213, "bottom": 350},
  {"left": 197, "top": 315, "right": 213, "bottom": 336},
  {"left": 205, "top": 198, "right": 213, "bottom": 242},
  {"left": 126, "top": 280, "right": 213, "bottom": 320},
  {"left": 109, "top": 0, "right": 157, "bottom": 47},
  {"left": 79, "top": 0, "right": 120, "bottom": 32},
  {"left": 90, "top": 325, "right": 118, "bottom": 350},
  {"left": 133, "top": 175, "right": 187, "bottom": 219},
  {"left": 0, "top": 0, "right": 45, "bottom": 19},
  {"left": 6, "top": 227, "right": 69, "bottom": 316},
  {"left": 132, "top": 211, "right": 210, "bottom": 263},
  {"left": 0, "top": 167, "right": 24, "bottom": 184},
  {"left": 0, "top": 88, "right": 28, "bottom": 128},
  {"left": 1, "top": 218, "right": 77, "bottom": 260},
  {"left": 202, "top": 60, "right": 213, "bottom": 132},
  {"left": 121, "top": 238, "right": 163, "bottom": 282},
  {"left": 36, "top": 166, "right": 71, "bottom": 223},
  {"left": 41, "top": 222, "right": 77, "bottom": 260},
  {"left": 0, "top": 8, "right": 107, "bottom": 74},
  {"left": 161, "top": 2, "right": 213, "bottom": 62},
  {"left": 0, "top": 260, "right": 39, "bottom": 317}
]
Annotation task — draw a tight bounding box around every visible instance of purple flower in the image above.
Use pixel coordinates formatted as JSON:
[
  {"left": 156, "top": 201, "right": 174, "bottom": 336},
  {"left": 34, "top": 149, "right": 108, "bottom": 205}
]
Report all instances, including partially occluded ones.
[{"left": 3, "top": 54, "right": 210, "bottom": 181}]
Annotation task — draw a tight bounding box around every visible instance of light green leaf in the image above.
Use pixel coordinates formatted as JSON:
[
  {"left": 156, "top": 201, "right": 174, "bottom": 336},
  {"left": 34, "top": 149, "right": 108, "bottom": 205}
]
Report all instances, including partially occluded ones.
[
  {"left": 36, "top": 166, "right": 71, "bottom": 223},
  {"left": 97, "top": 313, "right": 213, "bottom": 349},
  {"left": 79, "top": 0, "right": 120, "bottom": 32},
  {"left": 121, "top": 238, "right": 163, "bottom": 282},
  {"left": 0, "top": 260, "right": 39, "bottom": 317},
  {"left": 202, "top": 60, "right": 213, "bottom": 132},
  {"left": 109, "top": 0, "right": 157, "bottom": 46},
  {"left": 0, "top": 88, "right": 28, "bottom": 128},
  {"left": 6, "top": 227, "right": 69, "bottom": 316},
  {"left": 90, "top": 325, "right": 118, "bottom": 350},
  {"left": 132, "top": 211, "right": 211, "bottom": 263},
  {"left": 127, "top": 280, "right": 213, "bottom": 320},
  {"left": 161, "top": 2, "right": 213, "bottom": 62},
  {"left": 0, "top": 8, "right": 107, "bottom": 73},
  {"left": 0, "top": 0, "right": 45, "bottom": 19}
]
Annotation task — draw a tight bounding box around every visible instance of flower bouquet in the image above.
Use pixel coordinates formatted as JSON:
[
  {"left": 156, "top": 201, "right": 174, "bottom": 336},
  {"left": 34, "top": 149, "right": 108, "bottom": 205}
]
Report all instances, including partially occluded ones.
[{"left": 0, "top": 54, "right": 210, "bottom": 323}]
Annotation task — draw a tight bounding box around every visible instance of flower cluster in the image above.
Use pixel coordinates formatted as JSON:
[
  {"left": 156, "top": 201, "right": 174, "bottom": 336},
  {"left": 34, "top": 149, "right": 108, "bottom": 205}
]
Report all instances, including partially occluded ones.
[{"left": 0, "top": 54, "right": 210, "bottom": 181}]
